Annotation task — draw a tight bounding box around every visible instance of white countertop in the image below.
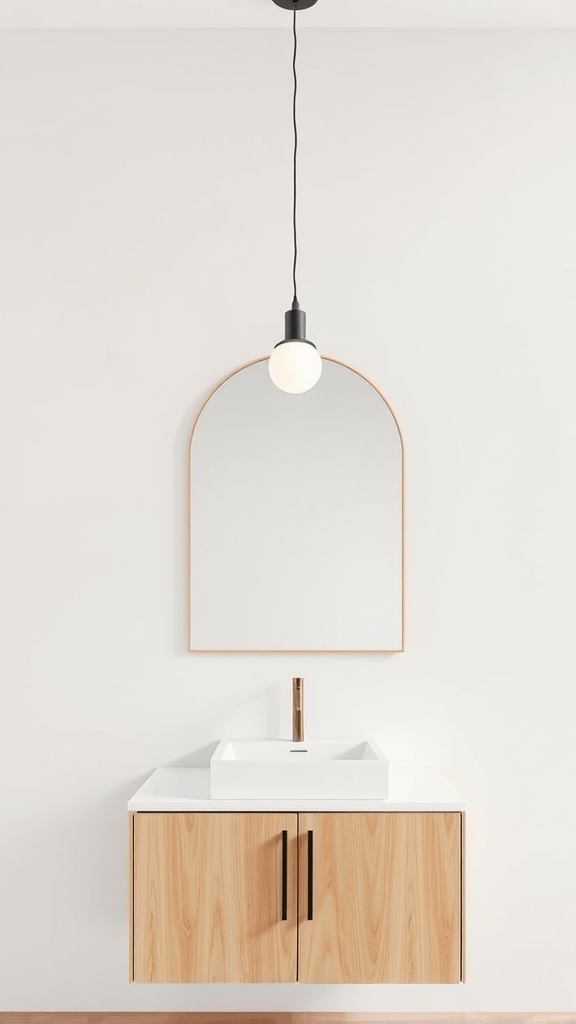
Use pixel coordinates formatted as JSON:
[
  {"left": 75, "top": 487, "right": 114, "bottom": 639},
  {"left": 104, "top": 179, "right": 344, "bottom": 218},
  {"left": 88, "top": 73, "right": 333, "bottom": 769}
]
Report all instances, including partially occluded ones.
[{"left": 128, "top": 765, "right": 465, "bottom": 812}]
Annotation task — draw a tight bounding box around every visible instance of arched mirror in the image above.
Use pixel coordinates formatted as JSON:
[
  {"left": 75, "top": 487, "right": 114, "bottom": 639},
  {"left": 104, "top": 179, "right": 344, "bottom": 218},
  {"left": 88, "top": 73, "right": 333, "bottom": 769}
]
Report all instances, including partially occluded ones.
[{"left": 189, "top": 357, "right": 404, "bottom": 652}]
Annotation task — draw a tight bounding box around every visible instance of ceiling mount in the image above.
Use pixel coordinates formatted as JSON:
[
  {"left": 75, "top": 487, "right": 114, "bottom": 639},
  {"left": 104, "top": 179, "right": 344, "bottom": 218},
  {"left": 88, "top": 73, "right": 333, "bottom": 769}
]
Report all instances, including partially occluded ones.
[{"left": 271, "top": 0, "right": 319, "bottom": 10}]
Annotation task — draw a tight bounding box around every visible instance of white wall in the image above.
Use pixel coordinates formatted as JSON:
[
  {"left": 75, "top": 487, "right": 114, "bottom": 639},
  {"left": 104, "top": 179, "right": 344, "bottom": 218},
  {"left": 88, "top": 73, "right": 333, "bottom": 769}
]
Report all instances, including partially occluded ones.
[{"left": 0, "top": 27, "right": 575, "bottom": 1012}]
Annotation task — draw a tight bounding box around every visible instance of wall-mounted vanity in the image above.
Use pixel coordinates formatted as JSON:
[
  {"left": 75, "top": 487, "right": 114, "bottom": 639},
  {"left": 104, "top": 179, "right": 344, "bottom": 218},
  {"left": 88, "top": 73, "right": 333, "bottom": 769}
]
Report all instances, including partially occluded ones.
[
  {"left": 189, "top": 358, "right": 404, "bottom": 652},
  {"left": 129, "top": 766, "right": 465, "bottom": 985}
]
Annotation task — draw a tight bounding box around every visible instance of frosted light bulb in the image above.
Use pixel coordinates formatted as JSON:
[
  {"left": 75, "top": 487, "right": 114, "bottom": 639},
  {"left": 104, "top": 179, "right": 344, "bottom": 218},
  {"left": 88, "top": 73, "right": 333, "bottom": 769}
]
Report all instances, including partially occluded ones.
[{"left": 269, "top": 340, "right": 322, "bottom": 394}]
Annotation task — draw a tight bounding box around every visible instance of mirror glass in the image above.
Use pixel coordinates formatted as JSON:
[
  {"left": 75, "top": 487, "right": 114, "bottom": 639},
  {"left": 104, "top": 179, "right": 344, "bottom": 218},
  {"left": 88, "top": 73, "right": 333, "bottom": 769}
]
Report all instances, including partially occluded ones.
[{"left": 189, "top": 358, "right": 403, "bottom": 652}]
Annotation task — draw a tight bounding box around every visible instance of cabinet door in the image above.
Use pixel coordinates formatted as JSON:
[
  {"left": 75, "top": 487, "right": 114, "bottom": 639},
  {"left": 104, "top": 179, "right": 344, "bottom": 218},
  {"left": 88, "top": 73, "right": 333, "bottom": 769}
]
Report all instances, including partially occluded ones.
[
  {"left": 298, "top": 812, "right": 462, "bottom": 984},
  {"left": 133, "top": 812, "right": 298, "bottom": 983}
]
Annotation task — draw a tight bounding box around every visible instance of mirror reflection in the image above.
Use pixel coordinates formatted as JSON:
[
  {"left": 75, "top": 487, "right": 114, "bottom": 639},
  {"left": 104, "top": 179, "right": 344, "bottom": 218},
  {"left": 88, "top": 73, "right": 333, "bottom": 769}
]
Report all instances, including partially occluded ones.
[{"left": 189, "top": 358, "right": 403, "bottom": 652}]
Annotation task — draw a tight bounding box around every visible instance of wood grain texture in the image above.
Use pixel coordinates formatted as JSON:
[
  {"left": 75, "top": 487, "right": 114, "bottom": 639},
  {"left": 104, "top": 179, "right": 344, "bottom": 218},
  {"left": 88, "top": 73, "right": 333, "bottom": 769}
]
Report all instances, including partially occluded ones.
[
  {"left": 298, "top": 812, "right": 462, "bottom": 984},
  {"left": 133, "top": 812, "right": 298, "bottom": 983},
  {"left": 2, "top": 1015, "right": 574, "bottom": 1023}
]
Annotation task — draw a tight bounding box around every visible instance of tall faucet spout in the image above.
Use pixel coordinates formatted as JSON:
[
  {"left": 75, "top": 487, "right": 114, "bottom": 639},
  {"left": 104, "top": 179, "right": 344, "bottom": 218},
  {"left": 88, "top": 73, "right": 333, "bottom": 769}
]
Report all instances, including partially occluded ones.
[{"left": 292, "top": 677, "right": 304, "bottom": 742}]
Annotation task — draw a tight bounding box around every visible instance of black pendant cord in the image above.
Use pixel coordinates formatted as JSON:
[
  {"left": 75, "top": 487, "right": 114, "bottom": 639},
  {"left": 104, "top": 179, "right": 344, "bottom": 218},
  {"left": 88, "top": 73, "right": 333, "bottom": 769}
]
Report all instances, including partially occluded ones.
[
  {"left": 292, "top": 8, "right": 299, "bottom": 306},
  {"left": 272, "top": 0, "right": 319, "bottom": 361}
]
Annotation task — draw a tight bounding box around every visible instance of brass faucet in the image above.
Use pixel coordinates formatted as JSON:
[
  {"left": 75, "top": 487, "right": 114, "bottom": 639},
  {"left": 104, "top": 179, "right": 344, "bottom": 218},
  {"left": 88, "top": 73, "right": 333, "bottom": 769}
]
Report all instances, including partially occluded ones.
[{"left": 292, "top": 677, "right": 304, "bottom": 742}]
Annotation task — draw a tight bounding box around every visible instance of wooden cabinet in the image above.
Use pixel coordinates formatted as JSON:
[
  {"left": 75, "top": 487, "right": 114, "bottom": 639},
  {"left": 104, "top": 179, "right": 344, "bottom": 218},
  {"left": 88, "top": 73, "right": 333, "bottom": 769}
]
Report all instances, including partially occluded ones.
[
  {"left": 130, "top": 811, "right": 463, "bottom": 985},
  {"left": 298, "top": 812, "right": 462, "bottom": 984},
  {"left": 132, "top": 813, "right": 297, "bottom": 983}
]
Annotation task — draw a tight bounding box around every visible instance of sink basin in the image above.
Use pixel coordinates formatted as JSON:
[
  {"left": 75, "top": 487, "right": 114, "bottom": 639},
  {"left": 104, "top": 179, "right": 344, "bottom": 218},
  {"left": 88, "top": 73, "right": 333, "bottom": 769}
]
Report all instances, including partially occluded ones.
[{"left": 210, "top": 738, "right": 389, "bottom": 799}]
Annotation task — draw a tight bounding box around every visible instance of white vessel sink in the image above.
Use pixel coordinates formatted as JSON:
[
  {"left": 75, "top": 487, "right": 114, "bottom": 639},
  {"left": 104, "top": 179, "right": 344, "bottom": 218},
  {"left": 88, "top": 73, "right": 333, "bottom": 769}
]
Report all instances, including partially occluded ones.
[{"left": 210, "top": 738, "right": 389, "bottom": 800}]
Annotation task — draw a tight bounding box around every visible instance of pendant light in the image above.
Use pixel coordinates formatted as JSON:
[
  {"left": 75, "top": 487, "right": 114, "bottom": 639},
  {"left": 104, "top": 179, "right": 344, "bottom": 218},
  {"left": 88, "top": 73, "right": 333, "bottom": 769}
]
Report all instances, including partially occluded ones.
[{"left": 268, "top": 0, "right": 322, "bottom": 394}]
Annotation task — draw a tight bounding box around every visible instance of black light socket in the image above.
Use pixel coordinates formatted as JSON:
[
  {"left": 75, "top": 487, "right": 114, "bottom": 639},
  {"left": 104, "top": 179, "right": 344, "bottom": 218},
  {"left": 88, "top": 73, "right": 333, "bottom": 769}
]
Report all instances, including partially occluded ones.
[
  {"left": 273, "top": 302, "right": 316, "bottom": 350},
  {"left": 285, "top": 303, "right": 306, "bottom": 341}
]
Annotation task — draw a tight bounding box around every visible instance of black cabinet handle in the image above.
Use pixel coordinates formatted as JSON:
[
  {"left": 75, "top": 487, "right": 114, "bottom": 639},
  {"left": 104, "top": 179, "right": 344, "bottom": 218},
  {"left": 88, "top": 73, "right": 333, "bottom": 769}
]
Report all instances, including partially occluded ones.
[
  {"left": 307, "top": 829, "right": 314, "bottom": 920},
  {"left": 281, "top": 830, "right": 288, "bottom": 921}
]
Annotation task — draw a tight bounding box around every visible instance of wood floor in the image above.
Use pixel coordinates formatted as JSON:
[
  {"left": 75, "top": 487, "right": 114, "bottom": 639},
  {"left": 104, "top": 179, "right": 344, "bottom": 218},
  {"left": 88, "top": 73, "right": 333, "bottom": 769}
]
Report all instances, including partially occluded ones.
[{"left": 1, "top": 1014, "right": 574, "bottom": 1024}]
